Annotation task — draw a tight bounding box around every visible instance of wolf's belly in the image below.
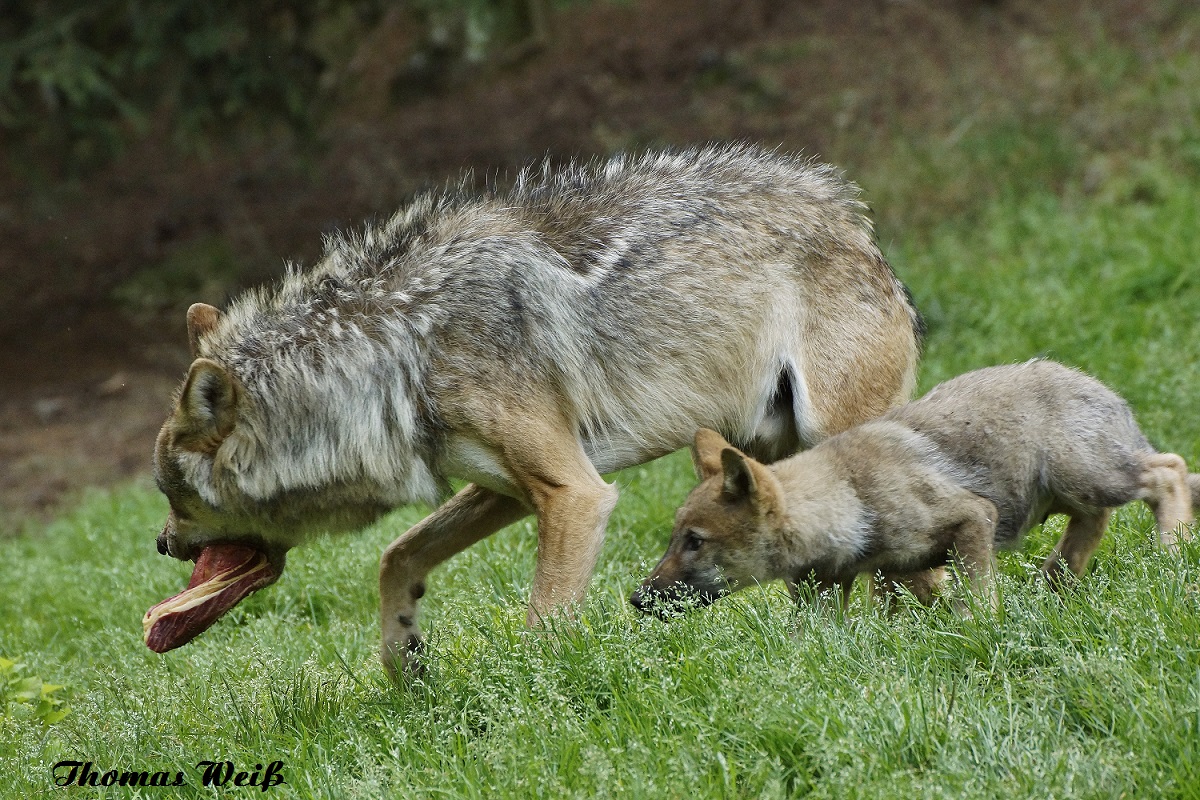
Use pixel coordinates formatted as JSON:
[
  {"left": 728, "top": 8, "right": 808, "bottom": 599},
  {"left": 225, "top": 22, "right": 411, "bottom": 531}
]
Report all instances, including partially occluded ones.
[
  {"left": 439, "top": 435, "right": 523, "bottom": 497},
  {"left": 439, "top": 430, "right": 675, "bottom": 497}
]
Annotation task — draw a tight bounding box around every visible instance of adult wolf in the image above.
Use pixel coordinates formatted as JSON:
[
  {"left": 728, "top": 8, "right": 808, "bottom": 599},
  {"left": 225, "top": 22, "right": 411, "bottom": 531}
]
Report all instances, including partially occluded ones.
[{"left": 146, "top": 144, "right": 923, "bottom": 677}]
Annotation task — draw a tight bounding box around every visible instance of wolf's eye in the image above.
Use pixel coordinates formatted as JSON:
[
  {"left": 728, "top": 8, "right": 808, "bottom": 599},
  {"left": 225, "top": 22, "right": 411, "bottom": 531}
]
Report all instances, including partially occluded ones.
[{"left": 684, "top": 532, "right": 704, "bottom": 552}]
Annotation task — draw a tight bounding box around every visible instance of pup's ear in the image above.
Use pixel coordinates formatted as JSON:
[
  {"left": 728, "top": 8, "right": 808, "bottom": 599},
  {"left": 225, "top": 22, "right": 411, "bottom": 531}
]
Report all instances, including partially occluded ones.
[
  {"left": 719, "top": 447, "right": 757, "bottom": 500},
  {"left": 172, "top": 358, "right": 238, "bottom": 453},
  {"left": 691, "top": 428, "right": 731, "bottom": 479},
  {"left": 719, "top": 447, "right": 780, "bottom": 513},
  {"left": 186, "top": 303, "right": 222, "bottom": 358}
]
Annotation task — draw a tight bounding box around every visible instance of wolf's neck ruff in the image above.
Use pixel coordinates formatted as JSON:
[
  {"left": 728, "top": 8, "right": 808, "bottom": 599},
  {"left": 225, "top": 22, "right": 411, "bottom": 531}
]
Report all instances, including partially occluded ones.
[{"left": 194, "top": 296, "right": 445, "bottom": 511}]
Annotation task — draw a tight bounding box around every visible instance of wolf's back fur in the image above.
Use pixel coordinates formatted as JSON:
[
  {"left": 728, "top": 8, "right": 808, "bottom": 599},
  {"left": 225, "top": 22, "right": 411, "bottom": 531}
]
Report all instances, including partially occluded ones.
[{"left": 187, "top": 145, "right": 920, "bottom": 523}]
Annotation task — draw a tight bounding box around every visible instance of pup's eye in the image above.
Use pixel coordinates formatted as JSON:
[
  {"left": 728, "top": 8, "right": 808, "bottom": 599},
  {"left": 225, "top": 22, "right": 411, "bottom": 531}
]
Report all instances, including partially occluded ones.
[{"left": 684, "top": 532, "right": 704, "bottom": 552}]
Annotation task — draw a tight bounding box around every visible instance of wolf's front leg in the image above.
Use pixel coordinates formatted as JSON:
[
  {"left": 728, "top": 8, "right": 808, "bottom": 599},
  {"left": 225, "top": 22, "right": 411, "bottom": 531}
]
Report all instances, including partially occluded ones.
[
  {"left": 499, "top": 421, "right": 620, "bottom": 626},
  {"left": 526, "top": 478, "right": 619, "bottom": 625},
  {"left": 379, "top": 483, "right": 527, "bottom": 680}
]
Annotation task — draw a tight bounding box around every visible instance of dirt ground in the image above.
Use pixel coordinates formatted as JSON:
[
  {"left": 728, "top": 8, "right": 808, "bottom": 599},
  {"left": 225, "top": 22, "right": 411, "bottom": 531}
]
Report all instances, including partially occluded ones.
[{"left": 0, "top": 0, "right": 1165, "bottom": 525}]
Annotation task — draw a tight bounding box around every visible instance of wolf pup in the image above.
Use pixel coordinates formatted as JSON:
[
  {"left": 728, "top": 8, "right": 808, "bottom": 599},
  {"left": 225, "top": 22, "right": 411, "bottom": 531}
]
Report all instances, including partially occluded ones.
[
  {"left": 632, "top": 360, "right": 1197, "bottom": 615},
  {"left": 147, "top": 144, "right": 924, "bottom": 676}
]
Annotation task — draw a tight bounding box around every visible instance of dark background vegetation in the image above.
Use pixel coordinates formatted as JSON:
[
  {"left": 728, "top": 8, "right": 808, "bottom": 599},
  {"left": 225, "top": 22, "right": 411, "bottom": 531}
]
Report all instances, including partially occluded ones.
[{"left": 2, "top": 0, "right": 1197, "bottom": 523}]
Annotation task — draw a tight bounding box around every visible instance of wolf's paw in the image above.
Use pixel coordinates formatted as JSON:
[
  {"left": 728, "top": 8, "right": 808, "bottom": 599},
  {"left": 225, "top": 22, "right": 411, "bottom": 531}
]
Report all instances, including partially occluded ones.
[
  {"left": 381, "top": 631, "right": 426, "bottom": 683},
  {"left": 381, "top": 614, "right": 427, "bottom": 683}
]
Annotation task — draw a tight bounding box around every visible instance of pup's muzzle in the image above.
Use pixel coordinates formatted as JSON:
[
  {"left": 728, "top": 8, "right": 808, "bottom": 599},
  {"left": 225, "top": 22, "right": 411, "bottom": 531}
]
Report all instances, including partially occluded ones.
[{"left": 629, "top": 579, "right": 721, "bottom": 618}]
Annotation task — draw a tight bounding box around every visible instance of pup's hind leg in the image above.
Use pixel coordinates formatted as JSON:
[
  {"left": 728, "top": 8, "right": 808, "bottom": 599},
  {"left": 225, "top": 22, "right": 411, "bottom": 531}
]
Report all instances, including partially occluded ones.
[
  {"left": 871, "top": 567, "right": 948, "bottom": 608},
  {"left": 1138, "top": 452, "right": 1194, "bottom": 550},
  {"left": 380, "top": 484, "right": 528, "bottom": 680},
  {"left": 1042, "top": 508, "right": 1112, "bottom": 589}
]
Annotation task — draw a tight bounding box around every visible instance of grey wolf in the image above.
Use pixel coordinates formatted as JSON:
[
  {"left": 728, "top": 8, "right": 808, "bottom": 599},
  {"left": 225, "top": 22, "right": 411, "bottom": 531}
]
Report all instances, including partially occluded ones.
[
  {"left": 148, "top": 144, "right": 922, "bottom": 675},
  {"left": 632, "top": 360, "right": 1196, "bottom": 614}
]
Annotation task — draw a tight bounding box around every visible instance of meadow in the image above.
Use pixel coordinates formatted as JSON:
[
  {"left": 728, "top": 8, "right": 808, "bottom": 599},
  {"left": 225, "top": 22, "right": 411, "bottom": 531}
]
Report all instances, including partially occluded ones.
[{"left": 5, "top": 20, "right": 1200, "bottom": 800}]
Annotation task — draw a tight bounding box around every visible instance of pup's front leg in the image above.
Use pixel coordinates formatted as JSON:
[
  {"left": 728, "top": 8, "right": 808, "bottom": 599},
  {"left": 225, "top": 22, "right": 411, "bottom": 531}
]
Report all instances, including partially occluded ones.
[
  {"left": 379, "top": 483, "right": 527, "bottom": 680},
  {"left": 870, "top": 567, "right": 948, "bottom": 608},
  {"left": 948, "top": 495, "right": 1000, "bottom": 611},
  {"left": 1042, "top": 509, "right": 1112, "bottom": 589},
  {"left": 787, "top": 575, "right": 853, "bottom": 609}
]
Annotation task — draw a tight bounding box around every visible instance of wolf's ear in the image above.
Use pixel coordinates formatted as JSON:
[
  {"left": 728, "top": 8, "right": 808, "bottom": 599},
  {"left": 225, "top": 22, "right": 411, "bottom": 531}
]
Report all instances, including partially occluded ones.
[
  {"left": 691, "top": 428, "right": 731, "bottom": 479},
  {"left": 719, "top": 447, "right": 780, "bottom": 512},
  {"left": 186, "top": 303, "right": 221, "bottom": 358},
  {"left": 173, "top": 358, "right": 238, "bottom": 453}
]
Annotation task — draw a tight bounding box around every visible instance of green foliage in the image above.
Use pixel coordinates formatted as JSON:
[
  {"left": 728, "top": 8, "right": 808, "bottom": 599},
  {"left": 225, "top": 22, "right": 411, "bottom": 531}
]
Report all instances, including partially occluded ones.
[
  {"left": 896, "top": 172, "right": 1200, "bottom": 460},
  {"left": 0, "top": 658, "right": 71, "bottom": 729},
  {"left": 0, "top": 1, "right": 578, "bottom": 167},
  {"left": 391, "top": 0, "right": 564, "bottom": 103},
  {"left": 110, "top": 234, "right": 242, "bottom": 313},
  {"left": 412, "top": 0, "right": 539, "bottom": 63},
  {"left": 0, "top": 1, "right": 384, "bottom": 167}
]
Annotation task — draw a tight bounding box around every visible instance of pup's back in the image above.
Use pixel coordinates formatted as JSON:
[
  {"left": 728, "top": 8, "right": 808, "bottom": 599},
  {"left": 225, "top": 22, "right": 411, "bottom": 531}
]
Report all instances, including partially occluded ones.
[{"left": 887, "top": 360, "right": 1153, "bottom": 544}]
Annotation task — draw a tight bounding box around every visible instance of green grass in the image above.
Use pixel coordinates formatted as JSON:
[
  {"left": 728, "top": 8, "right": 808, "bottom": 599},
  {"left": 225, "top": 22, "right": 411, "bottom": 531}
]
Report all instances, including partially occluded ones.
[
  {"left": 3, "top": 466, "right": 1200, "bottom": 797},
  {"left": 4, "top": 177, "right": 1200, "bottom": 798},
  {"left": 7, "top": 22, "right": 1200, "bottom": 798}
]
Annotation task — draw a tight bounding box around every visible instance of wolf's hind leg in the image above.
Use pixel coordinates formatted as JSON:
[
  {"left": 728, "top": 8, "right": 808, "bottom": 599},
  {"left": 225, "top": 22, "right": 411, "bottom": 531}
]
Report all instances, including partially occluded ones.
[
  {"left": 379, "top": 484, "right": 528, "bottom": 680},
  {"left": 522, "top": 469, "right": 618, "bottom": 627},
  {"left": 1137, "top": 452, "right": 1194, "bottom": 550},
  {"left": 1042, "top": 508, "right": 1112, "bottom": 589}
]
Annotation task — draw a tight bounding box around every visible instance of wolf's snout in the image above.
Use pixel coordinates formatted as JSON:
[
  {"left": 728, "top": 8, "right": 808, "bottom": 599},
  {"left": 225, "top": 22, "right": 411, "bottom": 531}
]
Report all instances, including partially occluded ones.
[{"left": 156, "top": 530, "right": 169, "bottom": 556}]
